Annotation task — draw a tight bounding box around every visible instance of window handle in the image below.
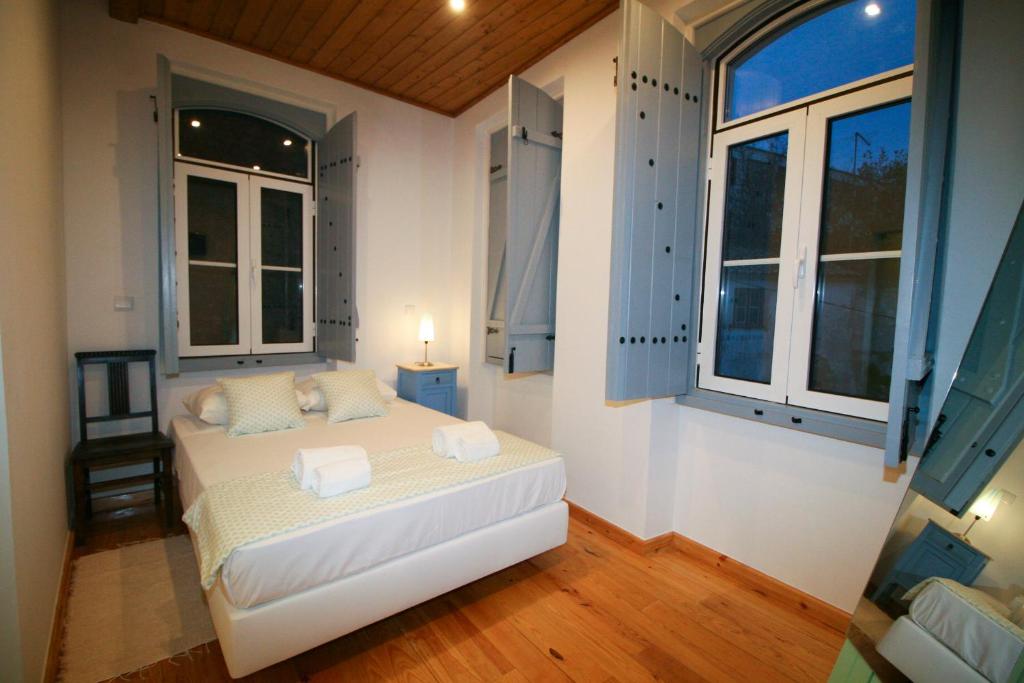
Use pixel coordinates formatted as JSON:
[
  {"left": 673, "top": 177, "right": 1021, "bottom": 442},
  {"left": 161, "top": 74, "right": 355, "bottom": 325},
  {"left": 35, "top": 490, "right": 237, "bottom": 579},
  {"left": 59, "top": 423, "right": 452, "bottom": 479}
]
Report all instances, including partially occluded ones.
[{"left": 792, "top": 246, "right": 807, "bottom": 289}]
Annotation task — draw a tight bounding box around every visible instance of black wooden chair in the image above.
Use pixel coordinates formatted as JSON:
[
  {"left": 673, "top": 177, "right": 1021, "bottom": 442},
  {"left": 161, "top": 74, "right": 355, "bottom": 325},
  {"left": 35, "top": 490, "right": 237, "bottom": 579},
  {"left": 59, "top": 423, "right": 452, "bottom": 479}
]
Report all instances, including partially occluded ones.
[{"left": 70, "top": 350, "right": 174, "bottom": 543}]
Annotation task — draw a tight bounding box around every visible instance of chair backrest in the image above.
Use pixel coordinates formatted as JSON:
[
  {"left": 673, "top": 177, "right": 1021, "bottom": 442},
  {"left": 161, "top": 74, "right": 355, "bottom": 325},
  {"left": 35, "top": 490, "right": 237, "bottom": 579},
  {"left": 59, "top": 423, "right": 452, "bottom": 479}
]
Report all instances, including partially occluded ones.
[{"left": 75, "top": 350, "right": 159, "bottom": 443}]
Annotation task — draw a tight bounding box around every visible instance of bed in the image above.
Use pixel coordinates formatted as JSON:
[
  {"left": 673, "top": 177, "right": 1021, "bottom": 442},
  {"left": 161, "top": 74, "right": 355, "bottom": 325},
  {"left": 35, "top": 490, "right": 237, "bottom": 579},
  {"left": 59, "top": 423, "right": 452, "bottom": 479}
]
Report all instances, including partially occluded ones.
[
  {"left": 171, "top": 399, "right": 568, "bottom": 678},
  {"left": 877, "top": 578, "right": 1024, "bottom": 683}
]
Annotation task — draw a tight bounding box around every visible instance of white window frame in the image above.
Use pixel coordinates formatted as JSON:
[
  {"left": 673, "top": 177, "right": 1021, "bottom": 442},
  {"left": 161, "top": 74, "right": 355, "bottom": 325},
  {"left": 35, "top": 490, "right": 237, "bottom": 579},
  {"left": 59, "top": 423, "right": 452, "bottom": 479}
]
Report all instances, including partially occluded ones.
[
  {"left": 175, "top": 163, "right": 252, "bottom": 357},
  {"left": 249, "top": 175, "right": 315, "bottom": 355},
  {"left": 175, "top": 162, "right": 314, "bottom": 357},
  {"left": 699, "top": 76, "right": 913, "bottom": 420},
  {"left": 699, "top": 110, "right": 806, "bottom": 403},
  {"left": 787, "top": 77, "right": 913, "bottom": 420}
]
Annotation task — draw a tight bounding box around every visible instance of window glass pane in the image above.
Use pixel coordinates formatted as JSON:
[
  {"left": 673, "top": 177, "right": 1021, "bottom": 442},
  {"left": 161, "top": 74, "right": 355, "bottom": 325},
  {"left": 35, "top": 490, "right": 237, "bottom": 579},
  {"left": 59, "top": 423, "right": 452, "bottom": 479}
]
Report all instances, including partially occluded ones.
[
  {"left": 820, "top": 100, "right": 912, "bottom": 254},
  {"left": 715, "top": 264, "right": 779, "bottom": 384},
  {"left": 261, "top": 188, "right": 303, "bottom": 268},
  {"left": 722, "top": 133, "right": 788, "bottom": 260},
  {"left": 262, "top": 270, "right": 303, "bottom": 344},
  {"left": 725, "top": 0, "right": 916, "bottom": 121},
  {"left": 189, "top": 265, "right": 238, "bottom": 346},
  {"left": 809, "top": 258, "right": 899, "bottom": 401},
  {"left": 178, "top": 109, "right": 309, "bottom": 178},
  {"left": 187, "top": 176, "right": 237, "bottom": 263}
]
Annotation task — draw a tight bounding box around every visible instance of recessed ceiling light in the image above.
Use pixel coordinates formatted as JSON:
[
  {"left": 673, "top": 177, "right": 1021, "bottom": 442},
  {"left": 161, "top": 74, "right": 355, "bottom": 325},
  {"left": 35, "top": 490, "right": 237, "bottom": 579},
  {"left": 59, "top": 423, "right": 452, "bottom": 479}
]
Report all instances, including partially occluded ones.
[
  {"left": 190, "top": 119, "right": 201, "bottom": 128},
  {"left": 449, "top": 0, "right": 465, "bottom": 12},
  {"left": 252, "top": 165, "right": 261, "bottom": 170},
  {"left": 283, "top": 139, "right": 293, "bottom": 147},
  {"left": 864, "top": 2, "right": 881, "bottom": 16}
]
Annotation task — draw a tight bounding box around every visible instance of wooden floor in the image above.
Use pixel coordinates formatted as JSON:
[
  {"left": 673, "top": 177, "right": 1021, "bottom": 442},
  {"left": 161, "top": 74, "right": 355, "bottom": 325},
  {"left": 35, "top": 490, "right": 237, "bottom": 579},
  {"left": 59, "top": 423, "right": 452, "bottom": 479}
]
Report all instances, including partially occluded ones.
[{"left": 75, "top": 495, "right": 845, "bottom": 682}]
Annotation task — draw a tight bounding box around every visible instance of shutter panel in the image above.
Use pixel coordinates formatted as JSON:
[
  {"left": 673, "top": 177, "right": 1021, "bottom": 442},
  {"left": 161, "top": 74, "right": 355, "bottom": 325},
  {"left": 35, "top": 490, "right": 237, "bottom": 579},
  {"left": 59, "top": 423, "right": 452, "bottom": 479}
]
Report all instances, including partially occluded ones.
[
  {"left": 505, "top": 76, "right": 562, "bottom": 374},
  {"left": 883, "top": 0, "right": 961, "bottom": 466},
  {"left": 316, "top": 112, "right": 356, "bottom": 362},
  {"left": 606, "top": 0, "right": 702, "bottom": 401},
  {"left": 485, "top": 130, "right": 509, "bottom": 365},
  {"left": 156, "top": 55, "right": 178, "bottom": 375}
]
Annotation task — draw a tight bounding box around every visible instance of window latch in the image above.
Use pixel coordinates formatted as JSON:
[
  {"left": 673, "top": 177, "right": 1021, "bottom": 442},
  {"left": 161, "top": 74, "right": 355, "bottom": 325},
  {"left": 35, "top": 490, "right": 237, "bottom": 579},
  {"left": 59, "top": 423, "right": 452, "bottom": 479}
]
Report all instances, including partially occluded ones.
[{"left": 792, "top": 245, "right": 807, "bottom": 289}]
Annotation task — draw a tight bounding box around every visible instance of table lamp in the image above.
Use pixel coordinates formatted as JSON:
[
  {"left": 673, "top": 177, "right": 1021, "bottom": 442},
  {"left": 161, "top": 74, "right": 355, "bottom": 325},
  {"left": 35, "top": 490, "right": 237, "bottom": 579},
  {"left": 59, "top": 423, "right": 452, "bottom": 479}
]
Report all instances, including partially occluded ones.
[
  {"left": 962, "top": 488, "right": 1015, "bottom": 542},
  {"left": 417, "top": 313, "right": 435, "bottom": 366}
]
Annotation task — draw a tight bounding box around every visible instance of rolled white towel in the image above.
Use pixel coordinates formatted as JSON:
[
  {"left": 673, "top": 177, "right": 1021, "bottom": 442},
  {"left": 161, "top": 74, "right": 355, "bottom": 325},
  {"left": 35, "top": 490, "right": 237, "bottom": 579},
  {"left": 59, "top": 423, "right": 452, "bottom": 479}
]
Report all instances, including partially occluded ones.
[
  {"left": 452, "top": 429, "right": 500, "bottom": 462},
  {"left": 432, "top": 421, "right": 495, "bottom": 458},
  {"left": 292, "top": 445, "right": 368, "bottom": 489},
  {"left": 311, "top": 458, "right": 371, "bottom": 498}
]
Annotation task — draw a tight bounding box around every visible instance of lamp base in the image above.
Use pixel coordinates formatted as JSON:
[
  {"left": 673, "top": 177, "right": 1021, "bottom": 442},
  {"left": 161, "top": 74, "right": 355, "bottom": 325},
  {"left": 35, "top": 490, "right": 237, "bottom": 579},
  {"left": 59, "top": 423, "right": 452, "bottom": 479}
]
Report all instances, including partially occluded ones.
[{"left": 414, "top": 361, "right": 435, "bottom": 367}]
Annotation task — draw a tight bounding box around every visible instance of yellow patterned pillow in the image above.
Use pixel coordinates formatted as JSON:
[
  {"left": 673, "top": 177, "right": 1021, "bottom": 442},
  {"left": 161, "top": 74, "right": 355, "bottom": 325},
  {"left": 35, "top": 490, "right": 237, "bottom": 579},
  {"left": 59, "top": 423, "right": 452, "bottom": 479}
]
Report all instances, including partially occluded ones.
[
  {"left": 218, "top": 372, "right": 306, "bottom": 437},
  {"left": 313, "top": 369, "right": 388, "bottom": 423}
]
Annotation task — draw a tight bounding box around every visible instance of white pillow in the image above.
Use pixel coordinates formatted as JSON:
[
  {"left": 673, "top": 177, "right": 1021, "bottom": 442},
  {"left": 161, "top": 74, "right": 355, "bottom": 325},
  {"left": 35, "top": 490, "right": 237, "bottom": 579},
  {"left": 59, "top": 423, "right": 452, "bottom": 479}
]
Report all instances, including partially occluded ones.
[
  {"left": 297, "top": 376, "right": 397, "bottom": 411},
  {"left": 184, "top": 384, "right": 308, "bottom": 425},
  {"left": 313, "top": 370, "right": 388, "bottom": 423},
  {"left": 218, "top": 371, "right": 306, "bottom": 437}
]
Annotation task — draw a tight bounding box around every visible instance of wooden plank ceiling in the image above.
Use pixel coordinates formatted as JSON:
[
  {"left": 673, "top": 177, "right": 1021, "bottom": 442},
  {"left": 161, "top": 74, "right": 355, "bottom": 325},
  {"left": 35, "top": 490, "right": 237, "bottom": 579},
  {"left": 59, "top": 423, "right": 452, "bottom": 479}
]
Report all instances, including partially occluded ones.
[{"left": 119, "top": 0, "right": 620, "bottom": 116}]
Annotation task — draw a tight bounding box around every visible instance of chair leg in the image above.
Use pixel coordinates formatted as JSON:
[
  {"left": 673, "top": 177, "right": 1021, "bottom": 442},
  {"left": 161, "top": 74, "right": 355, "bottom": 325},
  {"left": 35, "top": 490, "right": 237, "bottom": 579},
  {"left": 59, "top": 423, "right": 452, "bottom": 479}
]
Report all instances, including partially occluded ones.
[
  {"left": 73, "top": 463, "right": 88, "bottom": 545},
  {"left": 153, "top": 456, "right": 162, "bottom": 505},
  {"left": 160, "top": 450, "right": 175, "bottom": 530}
]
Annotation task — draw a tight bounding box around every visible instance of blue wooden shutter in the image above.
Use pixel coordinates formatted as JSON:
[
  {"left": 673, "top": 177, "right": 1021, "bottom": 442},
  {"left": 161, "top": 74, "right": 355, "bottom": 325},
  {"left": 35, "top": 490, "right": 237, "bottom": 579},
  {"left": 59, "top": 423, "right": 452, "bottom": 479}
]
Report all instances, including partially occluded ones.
[
  {"left": 316, "top": 112, "right": 356, "bottom": 362},
  {"left": 156, "top": 55, "right": 178, "bottom": 375},
  {"left": 884, "top": 0, "right": 961, "bottom": 466},
  {"left": 505, "top": 76, "right": 562, "bottom": 374},
  {"left": 606, "top": 0, "right": 702, "bottom": 401}
]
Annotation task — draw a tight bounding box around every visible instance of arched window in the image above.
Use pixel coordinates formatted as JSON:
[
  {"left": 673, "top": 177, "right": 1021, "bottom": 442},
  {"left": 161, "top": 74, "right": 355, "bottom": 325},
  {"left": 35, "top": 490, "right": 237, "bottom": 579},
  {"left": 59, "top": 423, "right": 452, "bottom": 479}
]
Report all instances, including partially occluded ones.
[
  {"left": 176, "top": 108, "right": 311, "bottom": 180},
  {"left": 722, "top": 0, "right": 915, "bottom": 123},
  {"left": 699, "top": 0, "right": 916, "bottom": 421}
]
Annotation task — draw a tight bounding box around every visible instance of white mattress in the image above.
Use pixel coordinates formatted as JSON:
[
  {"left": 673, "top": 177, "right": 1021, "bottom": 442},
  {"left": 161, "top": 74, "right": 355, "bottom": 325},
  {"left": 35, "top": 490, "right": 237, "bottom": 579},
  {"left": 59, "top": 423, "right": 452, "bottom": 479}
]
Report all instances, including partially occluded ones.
[
  {"left": 909, "top": 580, "right": 1024, "bottom": 683},
  {"left": 171, "top": 400, "right": 566, "bottom": 609}
]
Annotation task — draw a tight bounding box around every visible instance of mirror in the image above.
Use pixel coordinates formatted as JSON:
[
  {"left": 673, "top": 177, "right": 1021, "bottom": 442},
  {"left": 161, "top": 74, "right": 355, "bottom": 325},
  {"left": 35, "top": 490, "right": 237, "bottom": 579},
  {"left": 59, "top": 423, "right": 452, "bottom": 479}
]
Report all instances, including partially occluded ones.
[{"left": 836, "top": 201, "right": 1024, "bottom": 682}]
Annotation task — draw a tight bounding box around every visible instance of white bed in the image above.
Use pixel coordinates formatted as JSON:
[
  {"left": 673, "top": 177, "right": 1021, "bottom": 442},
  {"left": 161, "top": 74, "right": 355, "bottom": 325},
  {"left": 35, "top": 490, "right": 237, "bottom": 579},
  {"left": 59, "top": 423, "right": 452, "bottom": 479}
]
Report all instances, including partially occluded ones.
[
  {"left": 171, "top": 399, "right": 568, "bottom": 677},
  {"left": 877, "top": 580, "right": 1024, "bottom": 683}
]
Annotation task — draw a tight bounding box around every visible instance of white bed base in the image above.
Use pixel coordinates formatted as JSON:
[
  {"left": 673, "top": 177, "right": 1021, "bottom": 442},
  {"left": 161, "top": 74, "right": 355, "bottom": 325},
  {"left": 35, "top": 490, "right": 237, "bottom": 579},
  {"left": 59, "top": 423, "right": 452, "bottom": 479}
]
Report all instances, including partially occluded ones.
[
  {"left": 200, "top": 500, "right": 568, "bottom": 678},
  {"left": 877, "top": 615, "right": 989, "bottom": 683}
]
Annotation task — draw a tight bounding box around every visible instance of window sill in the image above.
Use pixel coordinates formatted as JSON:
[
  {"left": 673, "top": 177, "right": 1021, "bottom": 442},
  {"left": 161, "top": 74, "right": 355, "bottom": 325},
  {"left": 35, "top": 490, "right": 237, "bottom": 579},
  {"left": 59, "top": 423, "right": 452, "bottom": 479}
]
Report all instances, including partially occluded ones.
[
  {"left": 676, "top": 388, "right": 886, "bottom": 449},
  {"left": 177, "top": 352, "right": 324, "bottom": 374}
]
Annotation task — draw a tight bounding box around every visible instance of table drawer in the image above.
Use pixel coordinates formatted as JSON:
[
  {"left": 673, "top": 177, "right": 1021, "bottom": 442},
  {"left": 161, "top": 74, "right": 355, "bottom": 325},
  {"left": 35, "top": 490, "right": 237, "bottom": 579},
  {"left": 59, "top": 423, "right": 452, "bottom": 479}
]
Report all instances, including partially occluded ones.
[{"left": 418, "top": 370, "right": 455, "bottom": 388}]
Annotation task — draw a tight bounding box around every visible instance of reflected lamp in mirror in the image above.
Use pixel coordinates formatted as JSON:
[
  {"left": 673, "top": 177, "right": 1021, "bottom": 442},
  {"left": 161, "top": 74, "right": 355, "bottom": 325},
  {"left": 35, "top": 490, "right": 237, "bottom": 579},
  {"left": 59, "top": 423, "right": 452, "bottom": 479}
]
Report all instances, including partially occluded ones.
[
  {"left": 962, "top": 488, "right": 1016, "bottom": 542},
  {"left": 417, "top": 314, "right": 435, "bottom": 367}
]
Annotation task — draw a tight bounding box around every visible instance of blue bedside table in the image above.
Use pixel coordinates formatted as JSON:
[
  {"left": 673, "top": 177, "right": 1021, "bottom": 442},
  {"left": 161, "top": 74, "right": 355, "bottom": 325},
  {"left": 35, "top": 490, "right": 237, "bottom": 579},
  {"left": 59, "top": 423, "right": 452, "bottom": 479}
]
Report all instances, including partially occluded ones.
[
  {"left": 396, "top": 363, "right": 458, "bottom": 416},
  {"left": 871, "top": 519, "right": 989, "bottom": 610}
]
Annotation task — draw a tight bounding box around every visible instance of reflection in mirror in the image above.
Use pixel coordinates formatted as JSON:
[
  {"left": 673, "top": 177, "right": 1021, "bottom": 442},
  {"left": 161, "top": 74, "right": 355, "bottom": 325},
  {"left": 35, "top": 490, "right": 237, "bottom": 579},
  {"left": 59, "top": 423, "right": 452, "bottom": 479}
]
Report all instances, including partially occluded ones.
[{"left": 834, "top": 203, "right": 1024, "bottom": 681}]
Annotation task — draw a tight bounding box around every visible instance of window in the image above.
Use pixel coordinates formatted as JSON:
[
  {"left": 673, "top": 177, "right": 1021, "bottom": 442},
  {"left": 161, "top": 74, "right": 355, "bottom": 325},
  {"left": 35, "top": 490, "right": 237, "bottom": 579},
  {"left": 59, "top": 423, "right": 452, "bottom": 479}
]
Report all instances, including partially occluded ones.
[
  {"left": 174, "top": 112, "right": 314, "bottom": 358},
  {"left": 699, "top": 0, "right": 915, "bottom": 421}
]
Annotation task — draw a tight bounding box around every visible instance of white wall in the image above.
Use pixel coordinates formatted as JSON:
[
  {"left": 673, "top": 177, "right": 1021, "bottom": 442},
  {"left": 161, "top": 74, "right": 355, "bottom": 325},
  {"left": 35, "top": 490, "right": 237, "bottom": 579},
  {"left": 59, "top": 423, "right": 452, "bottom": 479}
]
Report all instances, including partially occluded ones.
[
  {"left": 0, "top": 0, "right": 69, "bottom": 679},
  {"left": 60, "top": 0, "right": 454, "bottom": 436}
]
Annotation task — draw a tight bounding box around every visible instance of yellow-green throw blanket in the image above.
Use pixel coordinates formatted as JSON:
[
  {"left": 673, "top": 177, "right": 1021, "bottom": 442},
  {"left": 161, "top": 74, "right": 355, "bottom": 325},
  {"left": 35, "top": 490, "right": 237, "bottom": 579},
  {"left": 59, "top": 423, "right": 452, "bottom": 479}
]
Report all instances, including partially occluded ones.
[{"left": 183, "top": 431, "right": 561, "bottom": 590}]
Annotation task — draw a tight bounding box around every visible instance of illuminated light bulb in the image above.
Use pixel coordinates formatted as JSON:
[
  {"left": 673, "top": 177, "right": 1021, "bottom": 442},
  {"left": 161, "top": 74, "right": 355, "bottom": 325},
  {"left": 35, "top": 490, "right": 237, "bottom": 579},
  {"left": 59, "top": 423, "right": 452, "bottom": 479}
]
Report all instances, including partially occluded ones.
[
  {"left": 864, "top": 2, "right": 881, "bottom": 16},
  {"left": 450, "top": 0, "right": 465, "bottom": 11},
  {"left": 252, "top": 165, "right": 261, "bottom": 170},
  {"left": 190, "top": 119, "right": 201, "bottom": 128},
  {"left": 283, "top": 139, "right": 293, "bottom": 146}
]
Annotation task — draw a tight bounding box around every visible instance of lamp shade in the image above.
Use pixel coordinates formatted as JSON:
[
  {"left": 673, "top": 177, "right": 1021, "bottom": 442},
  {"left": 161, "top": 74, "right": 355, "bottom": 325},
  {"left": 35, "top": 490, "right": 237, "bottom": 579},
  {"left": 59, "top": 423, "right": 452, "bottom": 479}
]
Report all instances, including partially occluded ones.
[
  {"left": 968, "top": 489, "right": 1005, "bottom": 522},
  {"left": 418, "top": 314, "right": 435, "bottom": 343}
]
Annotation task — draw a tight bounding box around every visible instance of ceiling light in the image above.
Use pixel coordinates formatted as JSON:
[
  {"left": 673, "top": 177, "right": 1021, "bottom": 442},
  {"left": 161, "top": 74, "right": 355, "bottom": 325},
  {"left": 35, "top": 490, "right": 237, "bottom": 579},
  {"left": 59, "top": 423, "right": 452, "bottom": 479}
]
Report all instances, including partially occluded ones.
[
  {"left": 190, "top": 119, "right": 201, "bottom": 128},
  {"left": 449, "top": 0, "right": 465, "bottom": 12},
  {"left": 864, "top": 2, "right": 881, "bottom": 17},
  {"left": 252, "top": 165, "right": 261, "bottom": 170},
  {"left": 283, "top": 139, "right": 293, "bottom": 147}
]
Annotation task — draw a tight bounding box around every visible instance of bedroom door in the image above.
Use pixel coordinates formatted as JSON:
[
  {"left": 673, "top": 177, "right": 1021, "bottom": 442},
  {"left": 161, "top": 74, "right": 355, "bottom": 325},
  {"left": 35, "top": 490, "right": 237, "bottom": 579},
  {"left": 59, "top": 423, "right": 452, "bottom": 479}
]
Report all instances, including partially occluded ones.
[{"left": 504, "top": 75, "right": 562, "bottom": 374}]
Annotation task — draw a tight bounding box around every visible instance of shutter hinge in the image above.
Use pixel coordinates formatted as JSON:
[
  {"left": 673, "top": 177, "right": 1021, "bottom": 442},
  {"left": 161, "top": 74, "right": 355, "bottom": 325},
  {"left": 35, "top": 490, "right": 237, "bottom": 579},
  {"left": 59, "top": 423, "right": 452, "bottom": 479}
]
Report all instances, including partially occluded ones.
[
  {"left": 613, "top": 56, "right": 618, "bottom": 87},
  {"left": 149, "top": 95, "right": 158, "bottom": 123}
]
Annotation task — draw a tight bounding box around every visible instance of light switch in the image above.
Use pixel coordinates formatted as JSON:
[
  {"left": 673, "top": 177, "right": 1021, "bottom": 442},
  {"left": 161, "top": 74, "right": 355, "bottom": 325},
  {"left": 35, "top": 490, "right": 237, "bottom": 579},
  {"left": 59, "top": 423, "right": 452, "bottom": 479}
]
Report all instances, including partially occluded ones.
[{"left": 114, "top": 295, "right": 134, "bottom": 311}]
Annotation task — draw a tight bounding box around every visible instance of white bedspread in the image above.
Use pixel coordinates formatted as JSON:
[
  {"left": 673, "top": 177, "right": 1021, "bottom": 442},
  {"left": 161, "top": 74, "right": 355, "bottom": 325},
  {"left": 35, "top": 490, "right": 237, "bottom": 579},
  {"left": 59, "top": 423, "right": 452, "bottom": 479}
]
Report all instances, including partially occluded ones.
[
  {"left": 171, "top": 401, "right": 566, "bottom": 608},
  {"left": 907, "top": 579, "right": 1024, "bottom": 683}
]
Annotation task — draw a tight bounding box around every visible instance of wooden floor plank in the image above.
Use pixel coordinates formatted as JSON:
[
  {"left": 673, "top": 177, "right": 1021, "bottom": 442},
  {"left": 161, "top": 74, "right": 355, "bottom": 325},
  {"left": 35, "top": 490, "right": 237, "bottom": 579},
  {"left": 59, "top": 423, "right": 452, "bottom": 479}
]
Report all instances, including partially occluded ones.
[{"left": 72, "top": 505, "right": 843, "bottom": 682}]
